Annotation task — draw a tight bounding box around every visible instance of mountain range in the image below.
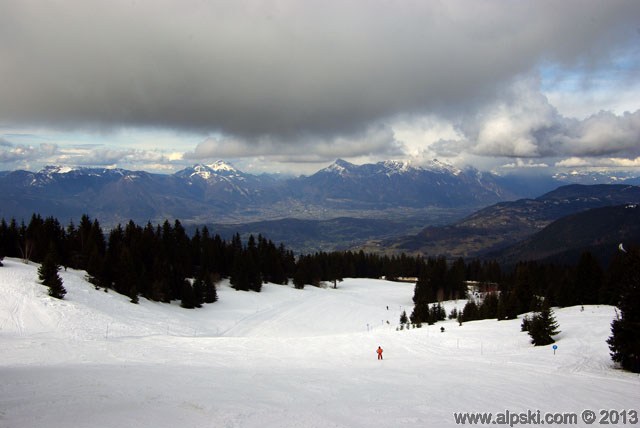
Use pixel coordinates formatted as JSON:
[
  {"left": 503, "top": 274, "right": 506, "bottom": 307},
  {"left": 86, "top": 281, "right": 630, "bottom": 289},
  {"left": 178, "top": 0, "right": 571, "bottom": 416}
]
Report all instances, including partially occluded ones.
[
  {"left": 0, "top": 159, "right": 532, "bottom": 226},
  {"left": 2, "top": 160, "right": 639, "bottom": 257}
]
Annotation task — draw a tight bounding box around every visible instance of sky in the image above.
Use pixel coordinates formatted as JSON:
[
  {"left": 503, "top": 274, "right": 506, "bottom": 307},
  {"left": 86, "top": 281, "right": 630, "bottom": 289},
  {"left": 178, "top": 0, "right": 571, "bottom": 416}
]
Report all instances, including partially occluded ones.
[{"left": 1, "top": 0, "right": 640, "bottom": 176}]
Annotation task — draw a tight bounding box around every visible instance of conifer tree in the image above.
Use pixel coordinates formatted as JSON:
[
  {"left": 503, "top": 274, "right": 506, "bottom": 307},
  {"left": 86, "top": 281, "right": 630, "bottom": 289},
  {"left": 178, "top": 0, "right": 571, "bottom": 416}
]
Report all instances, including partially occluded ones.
[
  {"left": 38, "top": 247, "right": 66, "bottom": 299},
  {"left": 528, "top": 302, "right": 560, "bottom": 346},
  {"left": 607, "top": 247, "right": 640, "bottom": 373},
  {"left": 192, "top": 277, "right": 205, "bottom": 307},
  {"left": 479, "top": 292, "right": 499, "bottom": 319},
  {"left": 180, "top": 279, "right": 197, "bottom": 309},
  {"left": 520, "top": 315, "right": 531, "bottom": 332},
  {"left": 399, "top": 310, "right": 408, "bottom": 325},
  {"left": 246, "top": 236, "right": 262, "bottom": 292},
  {"left": 428, "top": 302, "right": 446, "bottom": 323},
  {"left": 292, "top": 265, "right": 306, "bottom": 290},
  {"left": 293, "top": 255, "right": 321, "bottom": 289},
  {"left": 497, "top": 290, "right": 520, "bottom": 320},
  {"left": 461, "top": 299, "right": 479, "bottom": 322},
  {"left": 413, "top": 271, "right": 434, "bottom": 305},
  {"left": 230, "top": 253, "right": 248, "bottom": 291},
  {"left": 410, "top": 301, "right": 430, "bottom": 325},
  {"left": 202, "top": 273, "right": 218, "bottom": 304}
]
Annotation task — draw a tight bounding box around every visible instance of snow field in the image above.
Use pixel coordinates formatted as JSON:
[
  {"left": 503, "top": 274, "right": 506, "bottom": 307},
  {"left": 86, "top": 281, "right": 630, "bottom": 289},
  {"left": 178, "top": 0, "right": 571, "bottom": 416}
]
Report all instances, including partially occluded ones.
[{"left": 0, "top": 257, "right": 638, "bottom": 428}]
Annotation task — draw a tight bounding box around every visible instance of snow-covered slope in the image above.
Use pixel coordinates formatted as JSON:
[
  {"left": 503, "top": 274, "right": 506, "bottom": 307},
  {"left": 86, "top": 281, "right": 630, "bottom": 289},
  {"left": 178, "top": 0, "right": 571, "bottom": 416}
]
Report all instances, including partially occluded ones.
[{"left": 0, "top": 258, "right": 637, "bottom": 428}]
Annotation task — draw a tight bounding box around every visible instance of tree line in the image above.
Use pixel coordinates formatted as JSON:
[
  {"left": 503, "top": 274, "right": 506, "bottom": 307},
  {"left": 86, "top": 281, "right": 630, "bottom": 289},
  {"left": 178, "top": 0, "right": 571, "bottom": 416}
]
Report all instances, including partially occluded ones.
[
  {"left": 0, "top": 214, "right": 297, "bottom": 307},
  {"left": 410, "top": 250, "right": 625, "bottom": 326},
  {"left": 0, "top": 215, "right": 505, "bottom": 303},
  {"left": 0, "top": 214, "right": 474, "bottom": 305},
  {"left": 1, "top": 213, "right": 637, "bottom": 372},
  {"left": 407, "top": 244, "right": 639, "bottom": 372}
]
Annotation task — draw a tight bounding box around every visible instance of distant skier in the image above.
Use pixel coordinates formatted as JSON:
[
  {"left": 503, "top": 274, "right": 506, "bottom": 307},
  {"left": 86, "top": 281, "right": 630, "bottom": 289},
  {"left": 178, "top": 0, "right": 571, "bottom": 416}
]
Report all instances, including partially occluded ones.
[{"left": 377, "top": 346, "right": 383, "bottom": 360}]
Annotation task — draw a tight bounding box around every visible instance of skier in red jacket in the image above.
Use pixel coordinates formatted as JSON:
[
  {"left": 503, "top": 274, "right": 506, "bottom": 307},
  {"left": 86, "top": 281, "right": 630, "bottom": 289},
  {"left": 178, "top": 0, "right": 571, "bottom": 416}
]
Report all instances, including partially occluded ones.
[{"left": 377, "top": 346, "right": 383, "bottom": 360}]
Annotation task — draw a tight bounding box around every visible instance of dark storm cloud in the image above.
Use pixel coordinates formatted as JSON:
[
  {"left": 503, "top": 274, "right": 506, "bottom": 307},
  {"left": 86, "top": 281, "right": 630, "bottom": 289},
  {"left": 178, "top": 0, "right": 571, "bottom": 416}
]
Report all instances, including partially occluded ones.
[
  {"left": 1, "top": 0, "right": 639, "bottom": 146},
  {"left": 184, "top": 123, "right": 404, "bottom": 163}
]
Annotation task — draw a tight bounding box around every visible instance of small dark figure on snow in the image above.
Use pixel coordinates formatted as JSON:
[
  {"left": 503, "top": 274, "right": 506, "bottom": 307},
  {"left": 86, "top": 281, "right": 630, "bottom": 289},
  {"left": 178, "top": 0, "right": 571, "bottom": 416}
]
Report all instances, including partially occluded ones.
[
  {"left": 377, "top": 346, "right": 383, "bottom": 360},
  {"left": 440, "top": 326, "right": 445, "bottom": 333}
]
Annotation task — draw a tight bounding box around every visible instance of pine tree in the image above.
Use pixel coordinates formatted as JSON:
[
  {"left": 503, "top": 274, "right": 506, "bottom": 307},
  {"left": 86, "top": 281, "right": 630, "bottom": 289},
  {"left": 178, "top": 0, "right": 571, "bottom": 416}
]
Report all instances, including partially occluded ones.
[
  {"left": 413, "top": 272, "right": 435, "bottom": 305},
  {"left": 427, "top": 302, "right": 446, "bottom": 324},
  {"left": 436, "top": 302, "right": 446, "bottom": 321},
  {"left": 399, "top": 310, "right": 408, "bottom": 325},
  {"left": 479, "top": 292, "right": 499, "bottom": 319},
  {"left": 528, "top": 302, "right": 560, "bottom": 346},
  {"left": 293, "top": 255, "right": 319, "bottom": 289},
  {"left": 245, "top": 237, "right": 262, "bottom": 292},
  {"left": 497, "top": 290, "right": 520, "bottom": 320},
  {"left": 461, "top": 299, "right": 479, "bottom": 322},
  {"left": 607, "top": 247, "right": 640, "bottom": 373},
  {"left": 192, "top": 277, "right": 205, "bottom": 307},
  {"left": 38, "top": 248, "right": 66, "bottom": 299},
  {"left": 180, "top": 279, "right": 197, "bottom": 309},
  {"left": 202, "top": 273, "right": 218, "bottom": 304},
  {"left": 230, "top": 249, "right": 252, "bottom": 291},
  {"left": 292, "top": 264, "right": 306, "bottom": 289},
  {"left": 520, "top": 315, "right": 531, "bottom": 332},
  {"left": 410, "top": 301, "right": 429, "bottom": 325}
]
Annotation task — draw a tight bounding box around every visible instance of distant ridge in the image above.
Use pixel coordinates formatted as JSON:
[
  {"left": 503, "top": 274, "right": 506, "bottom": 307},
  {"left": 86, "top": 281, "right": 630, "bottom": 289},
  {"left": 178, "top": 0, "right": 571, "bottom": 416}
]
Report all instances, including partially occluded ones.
[
  {"left": 0, "top": 159, "right": 520, "bottom": 226},
  {"left": 384, "top": 184, "right": 640, "bottom": 259},
  {"left": 491, "top": 203, "right": 640, "bottom": 266}
]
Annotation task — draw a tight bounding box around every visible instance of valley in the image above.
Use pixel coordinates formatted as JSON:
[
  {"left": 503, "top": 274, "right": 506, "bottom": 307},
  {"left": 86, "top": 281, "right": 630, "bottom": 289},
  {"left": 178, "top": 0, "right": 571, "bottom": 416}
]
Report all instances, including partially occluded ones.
[{"left": 1, "top": 160, "right": 640, "bottom": 257}]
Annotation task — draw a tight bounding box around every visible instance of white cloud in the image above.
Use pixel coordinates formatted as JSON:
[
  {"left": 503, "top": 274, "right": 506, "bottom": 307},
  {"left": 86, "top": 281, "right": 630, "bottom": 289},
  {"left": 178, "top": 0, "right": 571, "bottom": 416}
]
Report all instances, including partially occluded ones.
[
  {"left": 0, "top": 141, "right": 59, "bottom": 163},
  {"left": 430, "top": 77, "right": 640, "bottom": 170},
  {"left": 556, "top": 156, "right": 640, "bottom": 168},
  {"left": 463, "top": 77, "right": 560, "bottom": 158},
  {"left": 557, "top": 110, "right": 640, "bottom": 157},
  {"left": 501, "top": 159, "right": 550, "bottom": 169}
]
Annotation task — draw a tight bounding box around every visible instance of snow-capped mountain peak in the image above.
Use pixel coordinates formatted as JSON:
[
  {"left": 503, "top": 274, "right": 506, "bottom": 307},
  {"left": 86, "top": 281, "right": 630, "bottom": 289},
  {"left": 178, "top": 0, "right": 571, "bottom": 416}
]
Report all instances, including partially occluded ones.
[
  {"left": 177, "top": 161, "right": 242, "bottom": 181},
  {"left": 188, "top": 164, "right": 215, "bottom": 180},
  {"left": 422, "top": 158, "right": 462, "bottom": 176},
  {"left": 207, "top": 160, "right": 238, "bottom": 174},
  {"left": 39, "top": 165, "right": 76, "bottom": 175},
  {"left": 322, "top": 159, "right": 356, "bottom": 175},
  {"left": 320, "top": 158, "right": 462, "bottom": 177},
  {"left": 379, "top": 160, "right": 412, "bottom": 174}
]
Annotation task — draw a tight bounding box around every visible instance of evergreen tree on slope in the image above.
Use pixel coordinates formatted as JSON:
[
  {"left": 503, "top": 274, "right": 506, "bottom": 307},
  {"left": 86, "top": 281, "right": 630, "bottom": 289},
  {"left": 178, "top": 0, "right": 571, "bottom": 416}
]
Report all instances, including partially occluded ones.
[
  {"left": 38, "top": 247, "right": 66, "bottom": 299},
  {"left": 608, "top": 246, "right": 640, "bottom": 373},
  {"left": 528, "top": 300, "right": 560, "bottom": 346}
]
